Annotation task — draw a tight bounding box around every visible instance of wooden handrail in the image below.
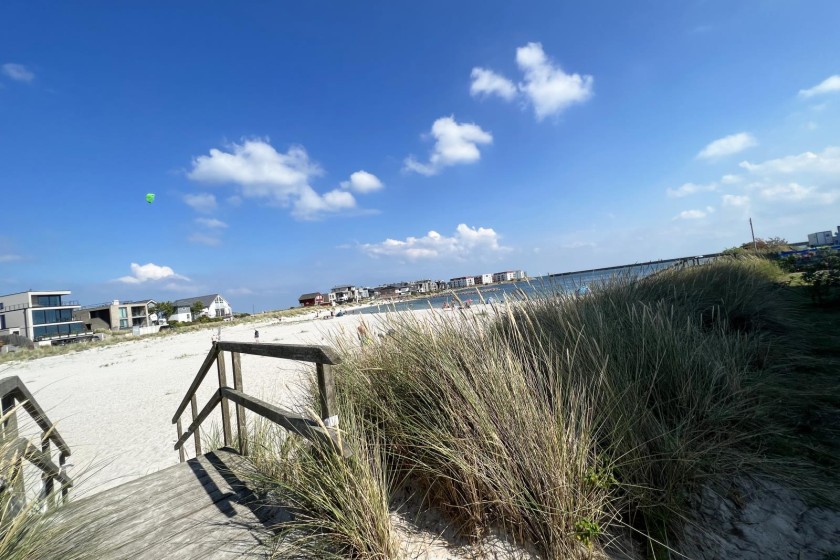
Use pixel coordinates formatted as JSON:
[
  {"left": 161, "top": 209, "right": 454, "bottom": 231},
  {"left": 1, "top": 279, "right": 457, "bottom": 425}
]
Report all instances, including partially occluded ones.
[
  {"left": 173, "top": 389, "right": 222, "bottom": 451},
  {"left": 1, "top": 375, "right": 72, "bottom": 507},
  {"left": 171, "top": 343, "right": 220, "bottom": 423},
  {"left": 216, "top": 341, "right": 341, "bottom": 365},
  {"left": 221, "top": 388, "right": 321, "bottom": 440},
  {"left": 0, "top": 376, "right": 71, "bottom": 456},
  {"left": 4, "top": 437, "right": 72, "bottom": 487},
  {"left": 172, "top": 341, "right": 343, "bottom": 462}
]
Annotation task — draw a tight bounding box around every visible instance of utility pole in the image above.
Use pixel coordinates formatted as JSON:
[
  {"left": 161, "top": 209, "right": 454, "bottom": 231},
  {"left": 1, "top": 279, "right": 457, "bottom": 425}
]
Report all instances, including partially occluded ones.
[{"left": 749, "top": 217, "right": 757, "bottom": 252}]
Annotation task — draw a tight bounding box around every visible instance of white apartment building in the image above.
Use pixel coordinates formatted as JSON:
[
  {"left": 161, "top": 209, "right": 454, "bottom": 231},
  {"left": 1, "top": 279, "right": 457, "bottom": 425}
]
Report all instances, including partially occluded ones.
[
  {"left": 449, "top": 276, "right": 475, "bottom": 289},
  {"left": 492, "top": 270, "right": 527, "bottom": 282},
  {"left": 0, "top": 290, "right": 90, "bottom": 345},
  {"left": 474, "top": 273, "right": 493, "bottom": 285}
]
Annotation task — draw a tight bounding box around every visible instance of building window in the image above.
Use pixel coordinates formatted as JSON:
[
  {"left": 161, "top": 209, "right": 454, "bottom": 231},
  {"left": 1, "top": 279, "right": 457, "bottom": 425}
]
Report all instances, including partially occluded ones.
[
  {"left": 0, "top": 315, "right": 5, "bottom": 330},
  {"left": 35, "top": 295, "right": 62, "bottom": 307},
  {"left": 32, "top": 308, "right": 74, "bottom": 325},
  {"left": 120, "top": 319, "right": 129, "bottom": 329},
  {"left": 119, "top": 307, "right": 128, "bottom": 319}
]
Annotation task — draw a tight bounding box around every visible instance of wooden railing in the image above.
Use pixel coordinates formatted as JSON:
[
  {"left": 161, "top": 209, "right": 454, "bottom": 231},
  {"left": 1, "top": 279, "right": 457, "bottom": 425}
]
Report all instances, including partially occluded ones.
[
  {"left": 172, "top": 341, "right": 343, "bottom": 461},
  {"left": 0, "top": 376, "right": 73, "bottom": 511}
]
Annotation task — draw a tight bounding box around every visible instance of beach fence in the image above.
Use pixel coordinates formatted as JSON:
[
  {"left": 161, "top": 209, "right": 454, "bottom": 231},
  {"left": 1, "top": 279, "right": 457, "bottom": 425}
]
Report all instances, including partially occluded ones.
[
  {"left": 0, "top": 376, "right": 72, "bottom": 516},
  {"left": 172, "top": 341, "right": 345, "bottom": 462}
]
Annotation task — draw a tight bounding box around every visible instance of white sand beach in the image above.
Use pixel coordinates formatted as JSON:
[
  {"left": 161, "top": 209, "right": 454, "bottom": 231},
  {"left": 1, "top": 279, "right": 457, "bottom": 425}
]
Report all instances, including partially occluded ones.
[{"left": 1, "top": 310, "right": 399, "bottom": 498}]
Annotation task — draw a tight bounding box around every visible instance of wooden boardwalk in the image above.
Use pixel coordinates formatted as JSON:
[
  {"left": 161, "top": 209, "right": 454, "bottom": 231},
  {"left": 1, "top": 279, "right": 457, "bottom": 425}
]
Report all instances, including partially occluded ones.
[
  {"left": 49, "top": 448, "right": 287, "bottom": 559},
  {"left": 1, "top": 342, "right": 344, "bottom": 560}
]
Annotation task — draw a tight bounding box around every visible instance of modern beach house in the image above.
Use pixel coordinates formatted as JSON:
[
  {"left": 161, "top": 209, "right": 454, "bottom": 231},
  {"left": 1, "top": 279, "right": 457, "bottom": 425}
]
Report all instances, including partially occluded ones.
[
  {"left": 74, "top": 299, "right": 157, "bottom": 331},
  {"left": 0, "top": 290, "right": 92, "bottom": 345}
]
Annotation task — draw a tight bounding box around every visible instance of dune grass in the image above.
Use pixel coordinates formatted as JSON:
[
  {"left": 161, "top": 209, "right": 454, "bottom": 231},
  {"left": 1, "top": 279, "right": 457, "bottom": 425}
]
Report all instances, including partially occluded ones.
[{"left": 214, "top": 256, "right": 839, "bottom": 559}]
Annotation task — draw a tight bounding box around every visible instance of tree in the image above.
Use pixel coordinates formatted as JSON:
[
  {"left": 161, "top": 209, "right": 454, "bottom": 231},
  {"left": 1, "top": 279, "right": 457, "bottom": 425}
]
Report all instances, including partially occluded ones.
[
  {"left": 155, "top": 301, "right": 174, "bottom": 319},
  {"left": 191, "top": 300, "right": 206, "bottom": 318}
]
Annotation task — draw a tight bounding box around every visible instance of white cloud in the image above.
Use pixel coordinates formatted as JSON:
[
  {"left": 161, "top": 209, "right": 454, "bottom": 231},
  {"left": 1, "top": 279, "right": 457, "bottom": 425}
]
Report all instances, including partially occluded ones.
[
  {"left": 754, "top": 182, "right": 839, "bottom": 204},
  {"left": 188, "top": 139, "right": 361, "bottom": 219},
  {"left": 739, "top": 146, "right": 840, "bottom": 176},
  {"left": 666, "top": 182, "right": 717, "bottom": 198},
  {"left": 188, "top": 233, "right": 221, "bottom": 246},
  {"left": 116, "top": 263, "right": 190, "bottom": 284},
  {"left": 470, "top": 67, "right": 517, "bottom": 101},
  {"left": 0, "top": 254, "right": 22, "bottom": 263},
  {"left": 183, "top": 193, "right": 217, "bottom": 213},
  {"left": 404, "top": 116, "right": 492, "bottom": 176},
  {"left": 360, "top": 223, "right": 509, "bottom": 260},
  {"left": 675, "top": 209, "right": 707, "bottom": 220},
  {"left": 720, "top": 174, "right": 742, "bottom": 185},
  {"left": 194, "top": 217, "right": 228, "bottom": 229},
  {"left": 516, "top": 42, "right": 593, "bottom": 120},
  {"left": 697, "top": 132, "right": 757, "bottom": 160},
  {"left": 722, "top": 194, "right": 750, "bottom": 207},
  {"left": 2, "top": 63, "right": 34, "bottom": 83},
  {"left": 798, "top": 75, "right": 840, "bottom": 98},
  {"left": 340, "top": 170, "right": 383, "bottom": 193}
]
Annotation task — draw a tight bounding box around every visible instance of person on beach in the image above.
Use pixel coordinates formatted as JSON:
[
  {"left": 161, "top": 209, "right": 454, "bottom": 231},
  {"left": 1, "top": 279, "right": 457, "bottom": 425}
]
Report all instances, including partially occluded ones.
[
  {"left": 357, "top": 321, "right": 370, "bottom": 345},
  {"left": 254, "top": 329, "right": 259, "bottom": 343}
]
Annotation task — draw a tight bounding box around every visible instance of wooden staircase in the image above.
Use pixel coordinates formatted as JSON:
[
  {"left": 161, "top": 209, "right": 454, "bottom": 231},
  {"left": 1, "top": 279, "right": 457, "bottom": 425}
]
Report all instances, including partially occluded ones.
[{"left": 1, "top": 341, "right": 343, "bottom": 560}]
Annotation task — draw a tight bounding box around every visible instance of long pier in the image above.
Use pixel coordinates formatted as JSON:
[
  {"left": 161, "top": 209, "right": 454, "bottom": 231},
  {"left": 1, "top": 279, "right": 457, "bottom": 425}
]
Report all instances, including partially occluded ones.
[{"left": 547, "top": 252, "right": 724, "bottom": 279}]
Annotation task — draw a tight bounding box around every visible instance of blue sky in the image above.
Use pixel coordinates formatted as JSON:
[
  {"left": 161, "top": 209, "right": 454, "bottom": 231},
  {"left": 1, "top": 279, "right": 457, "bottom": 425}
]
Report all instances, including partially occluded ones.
[{"left": 2, "top": 1, "right": 839, "bottom": 311}]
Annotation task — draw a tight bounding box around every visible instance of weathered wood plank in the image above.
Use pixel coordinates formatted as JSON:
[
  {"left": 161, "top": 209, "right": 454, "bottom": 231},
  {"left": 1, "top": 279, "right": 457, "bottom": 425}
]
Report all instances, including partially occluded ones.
[
  {"left": 2, "top": 437, "right": 71, "bottom": 487},
  {"left": 231, "top": 352, "right": 248, "bottom": 456},
  {"left": 316, "top": 362, "right": 338, "bottom": 427},
  {"left": 176, "top": 418, "right": 186, "bottom": 463},
  {"left": 217, "top": 350, "right": 233, "bottom": 447},
  {"left": 221, "top": 388, "right": 349, "bottom": 456},
  {"left": 216, "top": 341, "right": 341, "bottom": 365},
  {"left": 190, "top": 394, "right": 202, "bottom": 456},
  {"left": 172, "top": 344, "right": 219, "bottom": 423},
  {"left": 176, "top": 390, "right": 222, "bottom": 452},
  {"left": 1, "top": 392, "right": 18, "bottom": 440},
  {"left": 49, "top": 449, "right": 280, "bottom": 560},
  {"left": 15, "top": 382, "right": 72, "bottom": 455},
  {"left": 220, "top": 388, "right": 319, "bottom": 439}
]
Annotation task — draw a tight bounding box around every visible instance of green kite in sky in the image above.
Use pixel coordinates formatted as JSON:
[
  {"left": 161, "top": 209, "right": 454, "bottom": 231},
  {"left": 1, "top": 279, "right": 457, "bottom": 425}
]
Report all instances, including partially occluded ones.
[{"left": 146, "top": 193, "right": 155, "bottom": 204}]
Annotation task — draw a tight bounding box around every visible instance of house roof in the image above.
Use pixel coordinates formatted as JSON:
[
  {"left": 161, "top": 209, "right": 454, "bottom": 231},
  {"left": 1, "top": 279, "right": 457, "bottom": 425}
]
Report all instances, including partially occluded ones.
[
  {"left": 298, "top": 292, "right": 323, "bottom": 301},
  {"left": 173, "top": 294, "right": 222, "bottom": 308}
]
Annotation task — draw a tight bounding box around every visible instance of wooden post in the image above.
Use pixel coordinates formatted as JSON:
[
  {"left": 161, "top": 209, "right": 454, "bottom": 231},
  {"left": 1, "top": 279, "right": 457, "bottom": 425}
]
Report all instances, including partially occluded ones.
[
  {"left": 231, "top": 352, "right": 248, "bottom": 456},
  {"left": 190, "top": 394, "right": 202, "bottom": 457},
  {"left": 175, "top": 418, "right": 186, "bottom": 462},
  {"left": 41, "top": 437, "right": 54, "bottom": 509},
  {"left": 316, "top": 363, "right": 338, "bottom": 428},
  {"left": 1, "top": 394, "right": 18, "bottom": 439},
  {"left": 1, "top": 395, "right": 24, "bottom": 507},
  {"left": 216, "top": 350, "right": 233, "bottom": 448},
  {"left": 59, "top": 453, "right": 68, "bottom": 502}
]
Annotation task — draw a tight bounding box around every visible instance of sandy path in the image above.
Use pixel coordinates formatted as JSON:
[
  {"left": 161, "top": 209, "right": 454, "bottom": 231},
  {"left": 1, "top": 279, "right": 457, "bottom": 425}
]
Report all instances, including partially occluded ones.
[{"left": 0, "top": 311, "right": 395, "bottom": 497}]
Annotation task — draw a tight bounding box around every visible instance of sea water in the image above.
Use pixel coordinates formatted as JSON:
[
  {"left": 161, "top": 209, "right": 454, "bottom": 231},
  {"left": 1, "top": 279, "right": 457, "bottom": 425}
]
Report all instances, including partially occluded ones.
[{"left": 356, "top": 257, "right": 709, "bottom": 315}]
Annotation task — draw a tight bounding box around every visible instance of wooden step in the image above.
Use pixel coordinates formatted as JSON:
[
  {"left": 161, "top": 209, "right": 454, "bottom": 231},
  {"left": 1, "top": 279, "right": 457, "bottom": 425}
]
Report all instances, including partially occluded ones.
[{"left": 45, "top": 448, "right": 287, "bottom": 560}]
